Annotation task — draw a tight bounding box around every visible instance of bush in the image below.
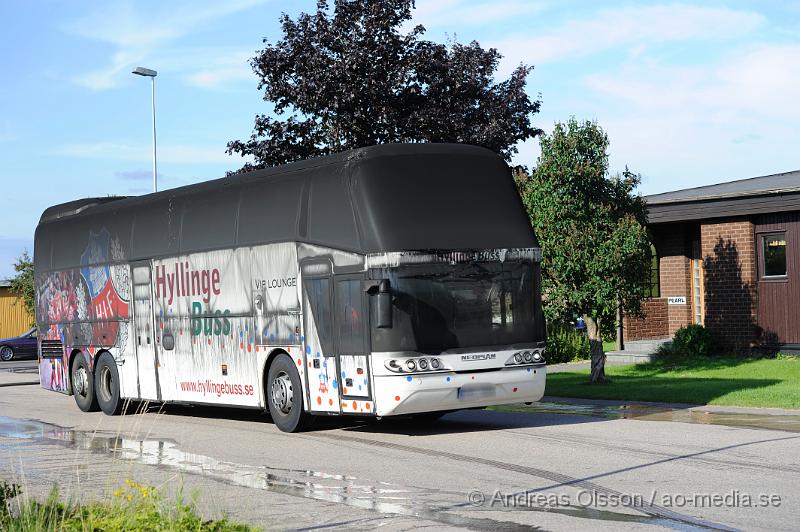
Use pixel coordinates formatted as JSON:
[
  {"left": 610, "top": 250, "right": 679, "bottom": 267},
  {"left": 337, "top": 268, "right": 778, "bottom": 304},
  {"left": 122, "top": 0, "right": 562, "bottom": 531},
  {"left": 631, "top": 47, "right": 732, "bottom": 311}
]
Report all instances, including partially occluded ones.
[
  {"left": 546, "top": 323, "right": 590, "bottom": 363},
  {"left": 657, "top": 324, "right": 715, "bottom": 358},
  {"left": 1, "top": 481, "right": 21, "bottom": 520},
  {"left": 0, "top": 480, "right": 253, "bottom": 531}
]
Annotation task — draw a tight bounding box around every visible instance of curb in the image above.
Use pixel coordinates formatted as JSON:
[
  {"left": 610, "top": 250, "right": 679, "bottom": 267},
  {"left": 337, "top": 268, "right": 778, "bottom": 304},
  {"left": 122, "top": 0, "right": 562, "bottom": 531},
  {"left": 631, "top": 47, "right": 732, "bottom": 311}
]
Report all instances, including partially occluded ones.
[
  {"left": 542, "top": 395, "right": 800, "bottom": 416},
  {"left": 0, "top": 381, "right": 39, "bottom": 387}
]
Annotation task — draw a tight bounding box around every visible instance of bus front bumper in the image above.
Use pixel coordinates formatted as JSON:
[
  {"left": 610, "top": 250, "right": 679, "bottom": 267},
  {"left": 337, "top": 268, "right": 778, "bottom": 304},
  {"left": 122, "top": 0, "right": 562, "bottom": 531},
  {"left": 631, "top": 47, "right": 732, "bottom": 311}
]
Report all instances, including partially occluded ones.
[{"left": 373, "top": 365, "right": 546, "bottom": 417}]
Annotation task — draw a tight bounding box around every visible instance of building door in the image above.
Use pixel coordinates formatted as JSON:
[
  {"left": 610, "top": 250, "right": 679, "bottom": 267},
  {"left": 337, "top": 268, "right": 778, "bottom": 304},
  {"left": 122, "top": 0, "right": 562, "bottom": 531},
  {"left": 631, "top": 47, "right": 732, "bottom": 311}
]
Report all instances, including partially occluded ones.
[
  {"left": 756, "top": 213, "right": 798, "bottom": 345},
  {"left": 131, "top": 262, "right": 160, "bottom": 400},
  {"left": 691, "top": 240, "right": 704, "bottom": 325}
]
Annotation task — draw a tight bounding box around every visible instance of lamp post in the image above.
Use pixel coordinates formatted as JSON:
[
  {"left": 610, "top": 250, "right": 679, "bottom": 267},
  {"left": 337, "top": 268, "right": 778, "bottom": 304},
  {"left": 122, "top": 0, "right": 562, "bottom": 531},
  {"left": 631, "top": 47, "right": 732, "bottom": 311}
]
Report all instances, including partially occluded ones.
[{"left": 132, "top": 67, "right": 158, "bottom": 192}]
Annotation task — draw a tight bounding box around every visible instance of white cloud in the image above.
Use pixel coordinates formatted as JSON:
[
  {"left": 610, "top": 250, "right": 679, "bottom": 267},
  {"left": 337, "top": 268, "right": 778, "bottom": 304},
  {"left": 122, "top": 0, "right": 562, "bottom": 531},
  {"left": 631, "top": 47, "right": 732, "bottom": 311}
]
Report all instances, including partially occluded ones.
[
  {"left": 56, "top": 141, "right": 250, "bottom": 165},
  {"left": 574, "top": 43, "right": 800, "bottom": 193},
  {"left": 64, "top": 0, "right": 266, "bottom": 91},
  {"left": 184, "top": 51, "right": 254, "bottom": 89},
  {"left": 587, "top": 43, "right": 800, "bottom": 124},
  {"left": 77, "top": 50, "right": 147, "bottom": 91},
  {"left": 492, "top": 3, "right": 765, "bottom": 73},
  {"left": 66, "top": 1, "right": 265, "bottom": 48},
  {"left": 413, "top": 0, "right": 548, "bottom": 28}
]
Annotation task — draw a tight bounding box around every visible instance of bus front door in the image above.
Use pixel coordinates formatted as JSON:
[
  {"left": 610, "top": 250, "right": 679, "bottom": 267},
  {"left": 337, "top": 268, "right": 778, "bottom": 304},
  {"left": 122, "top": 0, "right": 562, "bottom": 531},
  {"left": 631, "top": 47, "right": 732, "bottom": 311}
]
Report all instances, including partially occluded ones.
[
  {"left": 131, "top": 263, "right": 160, "bottom": 400},
  {"left": 333, "top": 275, "right": 372, "bottom": 407}
]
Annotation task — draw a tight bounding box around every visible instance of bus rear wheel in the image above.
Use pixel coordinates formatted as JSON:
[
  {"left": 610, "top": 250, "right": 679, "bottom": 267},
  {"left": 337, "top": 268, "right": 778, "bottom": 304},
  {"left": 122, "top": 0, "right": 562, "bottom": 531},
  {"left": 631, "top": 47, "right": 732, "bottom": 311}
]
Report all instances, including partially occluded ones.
[
  {"left": 71, "top": 352, "right": 99, "bottom": 412},
  {"left": 266, "top": 354, "right": 313, "bottom": 432},
  {"left": 95, "top": 353, "right": 123, "bottom": 416}
]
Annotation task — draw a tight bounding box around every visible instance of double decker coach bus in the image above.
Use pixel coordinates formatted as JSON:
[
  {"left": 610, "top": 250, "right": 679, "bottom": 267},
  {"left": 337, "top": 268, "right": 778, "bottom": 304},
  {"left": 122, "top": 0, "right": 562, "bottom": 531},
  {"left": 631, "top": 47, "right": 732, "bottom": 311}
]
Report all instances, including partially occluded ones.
[{"left": 34, "top": 144, "right": 546, "bottom": 432}]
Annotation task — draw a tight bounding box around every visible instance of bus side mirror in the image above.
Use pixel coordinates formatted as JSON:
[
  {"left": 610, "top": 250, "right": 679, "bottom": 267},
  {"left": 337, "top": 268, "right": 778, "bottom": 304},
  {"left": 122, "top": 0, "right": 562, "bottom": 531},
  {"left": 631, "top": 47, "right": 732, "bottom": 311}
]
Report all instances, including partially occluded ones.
[{"left": 366, "top": 279, "right": 393, "bottom": 329}]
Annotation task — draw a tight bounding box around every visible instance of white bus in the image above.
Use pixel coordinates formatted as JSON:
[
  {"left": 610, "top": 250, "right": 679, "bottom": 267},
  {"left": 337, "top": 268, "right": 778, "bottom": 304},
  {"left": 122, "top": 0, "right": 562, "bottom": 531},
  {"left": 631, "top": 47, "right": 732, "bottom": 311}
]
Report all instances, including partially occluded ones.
[{"left": 35, "top": 144, "right": 546, "bottom": 432}]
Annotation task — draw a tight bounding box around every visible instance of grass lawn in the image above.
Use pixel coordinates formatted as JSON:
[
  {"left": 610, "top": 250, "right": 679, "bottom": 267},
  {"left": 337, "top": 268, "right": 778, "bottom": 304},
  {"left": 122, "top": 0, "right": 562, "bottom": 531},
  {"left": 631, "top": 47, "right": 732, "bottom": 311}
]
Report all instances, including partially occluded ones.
[{"left": 545, "top": 355, "right": 800, "bottom": 409}]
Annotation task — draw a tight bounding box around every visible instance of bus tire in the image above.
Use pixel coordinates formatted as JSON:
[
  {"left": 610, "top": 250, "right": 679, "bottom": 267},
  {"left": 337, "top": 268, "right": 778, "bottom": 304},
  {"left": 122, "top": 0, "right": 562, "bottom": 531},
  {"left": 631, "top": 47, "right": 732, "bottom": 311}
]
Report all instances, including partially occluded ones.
[
  {"left": 266, "top": 353, "right": 314, "bottom": 433},
  {"left": 95, "top": 353, "right": 122, "bottom": 415},
  {"left": 71, "top": 352, "right": 99, "bottom": 412}
]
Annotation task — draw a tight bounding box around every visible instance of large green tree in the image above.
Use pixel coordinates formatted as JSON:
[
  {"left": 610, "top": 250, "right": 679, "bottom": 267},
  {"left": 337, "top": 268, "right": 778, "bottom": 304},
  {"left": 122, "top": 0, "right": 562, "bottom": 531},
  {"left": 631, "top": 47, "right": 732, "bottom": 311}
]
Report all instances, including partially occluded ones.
[
  {"left": 522, "top": 119, "right": 650, "bottom": 383},
  {"left": 9, "top": 251, "right": 35, "bottom": 326},
  {"left": 227, "top": 0, "right": 541, "bottom": 171}
]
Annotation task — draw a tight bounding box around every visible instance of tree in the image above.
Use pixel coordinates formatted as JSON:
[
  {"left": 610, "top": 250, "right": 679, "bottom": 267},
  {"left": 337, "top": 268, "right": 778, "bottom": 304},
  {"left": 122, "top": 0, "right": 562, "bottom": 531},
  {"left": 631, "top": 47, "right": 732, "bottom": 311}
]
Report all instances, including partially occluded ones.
[
  {"left": 227, "top": 0, "right": 541, "bottom": 171},
  {"left": 9, "top": 251, "right": 35, "bottom": 326},
  {"left": 522, "top": 119, "right": 650, "bottom": 383}
]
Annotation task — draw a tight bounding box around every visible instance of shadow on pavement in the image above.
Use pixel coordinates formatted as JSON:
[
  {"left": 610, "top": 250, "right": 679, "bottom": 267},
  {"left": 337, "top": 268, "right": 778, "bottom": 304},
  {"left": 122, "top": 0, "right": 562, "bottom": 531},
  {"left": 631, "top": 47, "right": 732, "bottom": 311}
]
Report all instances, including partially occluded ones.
[{"left": 148, "top": 401, "right": 605, "bottom": 436}]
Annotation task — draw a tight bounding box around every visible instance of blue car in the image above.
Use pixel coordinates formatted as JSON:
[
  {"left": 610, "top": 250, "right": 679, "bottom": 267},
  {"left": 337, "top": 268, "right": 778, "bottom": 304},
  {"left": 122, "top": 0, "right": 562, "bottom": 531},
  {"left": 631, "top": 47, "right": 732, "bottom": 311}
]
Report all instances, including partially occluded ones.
[{"left": 0, "top": 327, "right": 38, "bottom": 361}]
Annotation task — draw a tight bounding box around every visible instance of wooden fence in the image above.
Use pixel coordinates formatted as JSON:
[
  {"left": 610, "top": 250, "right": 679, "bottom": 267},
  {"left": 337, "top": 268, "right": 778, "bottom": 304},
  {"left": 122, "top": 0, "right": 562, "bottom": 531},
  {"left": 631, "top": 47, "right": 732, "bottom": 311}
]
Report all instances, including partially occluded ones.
[{"left": 0, "top": 287, "right": 33, "bottom": 338}]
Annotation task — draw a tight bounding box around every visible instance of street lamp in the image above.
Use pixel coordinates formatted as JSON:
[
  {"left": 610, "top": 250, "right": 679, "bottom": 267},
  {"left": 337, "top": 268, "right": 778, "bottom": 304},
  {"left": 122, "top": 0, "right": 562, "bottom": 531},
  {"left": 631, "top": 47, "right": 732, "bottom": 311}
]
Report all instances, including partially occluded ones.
[{"left": 132, "top": 66, "right": 158, "bottom": 192}]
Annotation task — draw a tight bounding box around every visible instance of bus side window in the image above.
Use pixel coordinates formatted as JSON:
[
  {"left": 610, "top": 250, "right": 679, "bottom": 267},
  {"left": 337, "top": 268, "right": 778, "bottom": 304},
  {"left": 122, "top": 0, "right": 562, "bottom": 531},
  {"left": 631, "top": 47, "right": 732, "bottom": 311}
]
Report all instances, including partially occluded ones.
[{"left": 304, "top": 277, "right": 333, "bottom": 355}]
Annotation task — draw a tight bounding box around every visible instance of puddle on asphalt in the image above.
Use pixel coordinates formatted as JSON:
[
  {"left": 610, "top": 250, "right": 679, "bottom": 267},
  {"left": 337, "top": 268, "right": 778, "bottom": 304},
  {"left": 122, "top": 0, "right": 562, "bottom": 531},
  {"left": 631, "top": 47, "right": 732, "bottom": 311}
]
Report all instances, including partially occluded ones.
[
  {"left": 0, "top": 415, "right": 710, "bottom": 531},
  {"left": 500, "top": 402, "right": 800, "bottom": 433}
]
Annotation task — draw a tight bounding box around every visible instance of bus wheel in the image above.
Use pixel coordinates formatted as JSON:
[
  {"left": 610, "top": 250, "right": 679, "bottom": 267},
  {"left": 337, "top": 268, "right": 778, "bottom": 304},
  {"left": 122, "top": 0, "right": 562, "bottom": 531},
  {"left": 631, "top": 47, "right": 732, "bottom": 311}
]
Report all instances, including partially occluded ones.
[
  {"left": 95, "top": 353, "right": 122, "bottom": 415},
  {"left": 266, "top": 354, "right": 314, "bottom": 432},
  {"left": 71, "top": 352, "right": 99, "bottom": 412}
]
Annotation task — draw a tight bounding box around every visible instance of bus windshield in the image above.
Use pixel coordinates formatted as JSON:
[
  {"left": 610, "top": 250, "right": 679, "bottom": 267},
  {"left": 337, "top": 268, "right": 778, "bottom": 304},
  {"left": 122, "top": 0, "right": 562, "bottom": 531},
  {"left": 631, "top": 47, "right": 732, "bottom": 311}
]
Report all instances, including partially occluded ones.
[{"left": 370, "top": 261, "right": 538, "bottom": 353}]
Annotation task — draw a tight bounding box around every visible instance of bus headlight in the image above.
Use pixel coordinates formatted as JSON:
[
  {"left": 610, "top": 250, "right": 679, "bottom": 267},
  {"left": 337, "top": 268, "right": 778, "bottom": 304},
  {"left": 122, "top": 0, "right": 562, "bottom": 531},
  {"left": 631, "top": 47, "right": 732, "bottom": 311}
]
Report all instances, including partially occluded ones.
[
  {"left": 506, "top": 349, "right": 546, "bottom": 366},
  {"left": 385, "top": 357, "right": 447, "bottom": 373}
]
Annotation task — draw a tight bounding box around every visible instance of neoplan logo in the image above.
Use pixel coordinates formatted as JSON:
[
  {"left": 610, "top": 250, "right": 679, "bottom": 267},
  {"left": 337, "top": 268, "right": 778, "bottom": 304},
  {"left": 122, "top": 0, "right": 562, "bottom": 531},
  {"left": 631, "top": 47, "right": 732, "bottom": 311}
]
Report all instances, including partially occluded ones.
[{"left": 461, "top": 353, "right": 496, "bottom": 361}]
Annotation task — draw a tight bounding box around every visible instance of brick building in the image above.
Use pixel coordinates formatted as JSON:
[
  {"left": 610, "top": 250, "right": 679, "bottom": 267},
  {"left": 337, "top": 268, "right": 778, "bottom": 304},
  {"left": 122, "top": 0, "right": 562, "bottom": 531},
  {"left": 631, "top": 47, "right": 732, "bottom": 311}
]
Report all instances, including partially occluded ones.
[{"left": 624, "top": 170, "right": 800, "bottom": 353}]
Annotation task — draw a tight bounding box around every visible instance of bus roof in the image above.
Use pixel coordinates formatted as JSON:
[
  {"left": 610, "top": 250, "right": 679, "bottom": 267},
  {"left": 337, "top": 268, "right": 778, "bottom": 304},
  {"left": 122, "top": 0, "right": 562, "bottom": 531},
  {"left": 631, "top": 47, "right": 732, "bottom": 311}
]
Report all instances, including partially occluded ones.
[{"left": 35, "top": 143, "right": 537, "bottom": 272}]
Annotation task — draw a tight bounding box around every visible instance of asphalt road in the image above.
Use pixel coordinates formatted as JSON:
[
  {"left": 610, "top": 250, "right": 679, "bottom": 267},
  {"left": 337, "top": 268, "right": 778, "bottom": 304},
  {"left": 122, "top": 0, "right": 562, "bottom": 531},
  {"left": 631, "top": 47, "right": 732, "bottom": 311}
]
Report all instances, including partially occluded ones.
[
  {"left": 0, "top": 358, "right": 38, "bottom": 373},
  {"left": 1, "top": 381, "right": 798, "bottom": 531}
]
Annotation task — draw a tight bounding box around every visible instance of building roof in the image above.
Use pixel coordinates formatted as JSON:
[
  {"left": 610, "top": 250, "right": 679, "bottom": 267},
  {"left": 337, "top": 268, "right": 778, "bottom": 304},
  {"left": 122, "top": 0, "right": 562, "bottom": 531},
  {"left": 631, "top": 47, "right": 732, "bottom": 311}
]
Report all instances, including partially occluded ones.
[
  {"left": 646, "top": 169, "right": 800, "bottom": 224},
  {"left": 647, "top": 170, "right": 800, "bottom": 204},
  {"left": 0, "top": 280, "right": 10, "bottom": 288}
]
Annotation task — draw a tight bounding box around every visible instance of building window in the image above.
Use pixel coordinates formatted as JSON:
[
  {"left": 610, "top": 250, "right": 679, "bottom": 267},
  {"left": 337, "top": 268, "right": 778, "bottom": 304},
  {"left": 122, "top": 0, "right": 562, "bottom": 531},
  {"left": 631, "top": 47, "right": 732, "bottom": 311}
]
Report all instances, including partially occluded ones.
[
  {"left": 691, "top": 240, "right": 704, "bottom": 325},
  {"left": 645, "top": 243, "right": 660, "bottom": 297},
  {"left": 762, "top": 233, "right": 787, "bottom": 277}
]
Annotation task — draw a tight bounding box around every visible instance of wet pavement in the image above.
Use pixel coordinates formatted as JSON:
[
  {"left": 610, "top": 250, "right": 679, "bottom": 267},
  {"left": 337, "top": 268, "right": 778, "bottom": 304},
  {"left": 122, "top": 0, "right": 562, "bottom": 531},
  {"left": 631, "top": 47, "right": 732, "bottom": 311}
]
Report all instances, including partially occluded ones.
[
  {"left": 1, "top": 382, "right": 798, "bottom": 530},
  {"left": 0, "top": 415, "right": 709, "bottom": 531},
  {"left": 497, "top": 399, "right": 800, "bottom": 433}
]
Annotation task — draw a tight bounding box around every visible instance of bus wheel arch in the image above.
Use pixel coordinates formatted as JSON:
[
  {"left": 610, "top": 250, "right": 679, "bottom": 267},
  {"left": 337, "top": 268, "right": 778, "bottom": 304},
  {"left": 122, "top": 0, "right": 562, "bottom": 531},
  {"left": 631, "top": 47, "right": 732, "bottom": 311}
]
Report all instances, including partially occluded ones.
[
  {"left": 67, "top": 348, "right": 83, "bottom": 395},
  {"left": 263, "top": 350, "right": 314, "bottom": 432},
  {"left": 69, "top": 349, "right": 99, "bottom": 412},
  {"left": 261, "top": 348, "right": 286, "bottom": 405}
]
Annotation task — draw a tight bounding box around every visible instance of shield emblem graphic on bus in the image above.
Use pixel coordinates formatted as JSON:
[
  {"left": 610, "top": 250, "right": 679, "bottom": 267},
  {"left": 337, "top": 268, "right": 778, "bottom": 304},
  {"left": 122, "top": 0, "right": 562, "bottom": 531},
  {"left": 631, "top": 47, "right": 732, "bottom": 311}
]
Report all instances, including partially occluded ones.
[{"left": 80, "top": 229, "right": 129, "bottom": 345}]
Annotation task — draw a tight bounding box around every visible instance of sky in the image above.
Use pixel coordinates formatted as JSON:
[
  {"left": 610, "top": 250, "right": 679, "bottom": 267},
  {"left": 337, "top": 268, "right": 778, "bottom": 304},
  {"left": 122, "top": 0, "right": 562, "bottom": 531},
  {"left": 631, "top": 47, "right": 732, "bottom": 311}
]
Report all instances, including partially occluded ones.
[{"left": 1, "top": 0, "right": 799, "bottom": 278}]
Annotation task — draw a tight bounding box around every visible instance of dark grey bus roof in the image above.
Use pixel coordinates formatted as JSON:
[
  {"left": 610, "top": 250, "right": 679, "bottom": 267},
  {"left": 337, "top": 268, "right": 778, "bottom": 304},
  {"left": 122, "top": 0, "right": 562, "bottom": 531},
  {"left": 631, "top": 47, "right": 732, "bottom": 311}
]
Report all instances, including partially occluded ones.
[{"left": 35, "top": 143, "right": 537, "bottom": 271}]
